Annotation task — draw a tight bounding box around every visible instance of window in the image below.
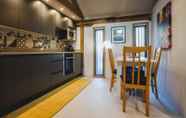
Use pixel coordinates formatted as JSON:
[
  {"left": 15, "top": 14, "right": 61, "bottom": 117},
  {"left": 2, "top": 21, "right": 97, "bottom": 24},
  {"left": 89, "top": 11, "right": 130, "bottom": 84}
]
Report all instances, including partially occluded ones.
[
  {"left": 133, "top": 23, "right": 148, "bottom": 47},
  {"left": 133, "top": 23, "right": 149, "bottom": 56},
  {"left": 94, "top": 28, "right": 105, "bottom": 77}
]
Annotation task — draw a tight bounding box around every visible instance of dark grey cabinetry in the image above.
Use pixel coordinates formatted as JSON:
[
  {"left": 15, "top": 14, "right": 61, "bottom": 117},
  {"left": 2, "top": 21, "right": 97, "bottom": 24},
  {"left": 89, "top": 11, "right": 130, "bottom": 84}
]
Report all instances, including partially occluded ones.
[
  {"left": 0, "top": 53, "right": 82, "bottom": 116},
  {"left": 63, "top": 53, "right": 83, "bottom": 78}
]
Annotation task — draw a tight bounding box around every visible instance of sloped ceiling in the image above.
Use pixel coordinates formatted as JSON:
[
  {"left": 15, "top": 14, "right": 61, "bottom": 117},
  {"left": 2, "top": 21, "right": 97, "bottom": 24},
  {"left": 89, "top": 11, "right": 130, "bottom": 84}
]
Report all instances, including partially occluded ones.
[
  {"left": 58, "top": 0, "right": 83, "bottom": 20},
  {"left": 41, "top": 0, "right": 83, "bottom": 20},
  {"left": 77, "top": 0, "right": 157, "bottom": 20}
]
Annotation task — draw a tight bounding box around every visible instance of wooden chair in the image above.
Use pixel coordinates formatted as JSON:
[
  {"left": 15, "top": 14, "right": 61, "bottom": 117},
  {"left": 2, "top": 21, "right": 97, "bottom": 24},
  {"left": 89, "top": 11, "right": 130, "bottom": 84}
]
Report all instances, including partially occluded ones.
[
  {"left": 108, "top": 48, "right": 117, "bottom": 92},
  {"left": 151, "top": 48, "right": 162, "bottom": 98},
  {"left": 121, "top": 46, "right": 151, "bottom": 116}
]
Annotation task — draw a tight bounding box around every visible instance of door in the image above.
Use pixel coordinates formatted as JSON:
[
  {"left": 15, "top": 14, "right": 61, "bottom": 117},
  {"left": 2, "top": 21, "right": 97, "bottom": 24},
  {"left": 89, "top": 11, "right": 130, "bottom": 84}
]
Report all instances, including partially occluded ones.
[{"left": 94, "top": 28, "right": 105, "bottom": 77}]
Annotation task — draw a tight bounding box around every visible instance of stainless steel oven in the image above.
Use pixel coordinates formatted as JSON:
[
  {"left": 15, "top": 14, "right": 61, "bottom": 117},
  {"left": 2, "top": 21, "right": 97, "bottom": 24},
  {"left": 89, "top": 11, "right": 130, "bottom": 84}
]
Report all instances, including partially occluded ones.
[{"left": 64, "top": 53, "right": 74, "bottom": 75}]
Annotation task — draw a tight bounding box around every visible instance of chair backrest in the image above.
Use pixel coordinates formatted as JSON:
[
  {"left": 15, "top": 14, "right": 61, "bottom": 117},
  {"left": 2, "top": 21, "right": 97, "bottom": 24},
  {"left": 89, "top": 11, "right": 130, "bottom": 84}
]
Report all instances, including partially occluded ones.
[
  {"left": 153, "top": 48, "right": 162, "bottom": 76},
  {"left": 108, "top": 48, "right": 115, "bottom": 73},
  {"left": 123, "top": 46, "right": 152, "bottom": 87}
]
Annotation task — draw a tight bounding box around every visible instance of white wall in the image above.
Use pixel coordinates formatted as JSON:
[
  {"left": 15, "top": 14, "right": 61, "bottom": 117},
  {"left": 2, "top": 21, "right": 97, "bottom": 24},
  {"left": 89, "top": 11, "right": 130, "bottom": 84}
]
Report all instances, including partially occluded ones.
[
  {"left": 152, "top": 0, "right": 186, "bottom": 117},
  {"left": 74, "top": 27, "right": 80, "bottom": 50},
  {"left": 76, "top": 20, "right": 151, "bottom": 78},
  {"left": 83, "top": 27, "right": 95, "bottom": 77}
]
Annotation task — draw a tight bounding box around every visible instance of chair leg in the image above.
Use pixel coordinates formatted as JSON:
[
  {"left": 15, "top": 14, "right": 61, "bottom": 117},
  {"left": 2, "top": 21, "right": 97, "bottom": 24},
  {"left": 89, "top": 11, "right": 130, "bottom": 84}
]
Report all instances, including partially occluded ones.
[
  {"left": 120, "top": 82, "right": 124, "bottom": 99},
  {"left": 122, "top": 86, "right": 126, "bottom": 112},
  {"left": 151, "top": 77, "right": 155, "bottom": 93},
  {"left": 154, "top": 75, "right": 159, "bottom": 99},
  {"left": 110, "top": 74, "right": 114, "bottom": 92},
  {"left": 143, "top": 90, "right": 146, "bottom": 103},
  {"left": 129, "top": 89, "right": 132, "bottom": 96},
  {"left": 145, "top": 89, "right": 150, "bottom": 117}
]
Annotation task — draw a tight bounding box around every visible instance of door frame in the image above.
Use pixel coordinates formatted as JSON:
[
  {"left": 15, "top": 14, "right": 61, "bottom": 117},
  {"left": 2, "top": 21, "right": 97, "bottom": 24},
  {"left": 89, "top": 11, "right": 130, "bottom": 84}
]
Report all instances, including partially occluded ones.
[{"left": 93, "top": 27, "right": 106, "bottom": 78}]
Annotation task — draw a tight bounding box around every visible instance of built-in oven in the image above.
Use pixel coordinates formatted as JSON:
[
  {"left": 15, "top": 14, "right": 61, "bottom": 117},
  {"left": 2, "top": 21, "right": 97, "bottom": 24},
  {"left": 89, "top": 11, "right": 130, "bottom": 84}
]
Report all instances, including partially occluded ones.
[{"left": 64, "top": 53, "right": 74, "bottom": 75}]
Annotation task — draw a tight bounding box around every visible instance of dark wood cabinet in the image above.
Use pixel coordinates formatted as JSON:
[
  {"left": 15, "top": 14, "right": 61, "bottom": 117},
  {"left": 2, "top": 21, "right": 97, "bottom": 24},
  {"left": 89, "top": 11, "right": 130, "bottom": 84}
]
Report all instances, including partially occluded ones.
[
  {"left": 0, "top": 0, "right": 62, "bottom": 35},
  {"left": 0, "top": 52, "right": 82, "bottom": 116}
]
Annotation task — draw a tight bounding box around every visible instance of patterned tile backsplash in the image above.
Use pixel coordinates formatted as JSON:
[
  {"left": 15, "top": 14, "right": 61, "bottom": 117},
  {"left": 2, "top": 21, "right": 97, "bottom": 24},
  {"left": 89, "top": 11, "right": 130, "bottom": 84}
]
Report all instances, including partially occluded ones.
[{"left": 0, "top": 25, "right": 62, "bottom": 50}]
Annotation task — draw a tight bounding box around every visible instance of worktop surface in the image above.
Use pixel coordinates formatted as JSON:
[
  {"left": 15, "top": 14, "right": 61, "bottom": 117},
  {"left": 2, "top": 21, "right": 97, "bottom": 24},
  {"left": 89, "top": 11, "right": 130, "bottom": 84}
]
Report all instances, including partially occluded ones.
[{"left": 0, "top": 48, "right": 82, "bottom": 55}]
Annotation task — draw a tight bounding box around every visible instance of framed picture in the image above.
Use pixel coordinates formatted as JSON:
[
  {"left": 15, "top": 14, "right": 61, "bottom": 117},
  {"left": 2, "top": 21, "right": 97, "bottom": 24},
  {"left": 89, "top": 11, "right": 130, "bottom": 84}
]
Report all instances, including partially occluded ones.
[
  {"left": 157, "top": 2, "right": 172, "bottom": 50},
  {"left": 111, "top": 26, "right": 126, "bottom": 43}
]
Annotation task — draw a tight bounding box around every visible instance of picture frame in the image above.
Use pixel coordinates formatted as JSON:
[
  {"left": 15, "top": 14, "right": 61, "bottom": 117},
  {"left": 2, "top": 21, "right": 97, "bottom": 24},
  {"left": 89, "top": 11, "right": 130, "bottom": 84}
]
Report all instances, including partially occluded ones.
[
  {"left": 157, "top": 2, "right": 172, "bottom": 50},
  {"left": 111, "top": 26, "right": 126, "bottom": 44}
]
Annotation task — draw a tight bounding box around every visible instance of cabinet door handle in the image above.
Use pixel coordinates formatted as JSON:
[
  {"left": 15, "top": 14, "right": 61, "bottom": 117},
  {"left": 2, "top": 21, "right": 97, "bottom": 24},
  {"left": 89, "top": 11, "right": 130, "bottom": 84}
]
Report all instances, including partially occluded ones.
[
  {"left": 65, "top": 57, "right": 75, "bottom": 60},
  {"left": 51, "top": 72, "right": 55, "bottom": 75},
  {"left": 51, "top": 71, "right": 58, "bottom": 75},
  {"left": 50, "top": 60, "right": 58, "bottom": 63}
]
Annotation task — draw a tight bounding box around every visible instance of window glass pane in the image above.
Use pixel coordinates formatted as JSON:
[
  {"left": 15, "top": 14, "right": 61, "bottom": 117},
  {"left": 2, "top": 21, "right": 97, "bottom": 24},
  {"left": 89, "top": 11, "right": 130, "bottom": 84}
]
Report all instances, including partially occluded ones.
[
  {"left": 134, "top": 25, "right": 146, "bottom": 57},
  {"left": 95, "top": 30, "right": 104, "bottom": 75},
  {"left": 135, "top": 26, "right": 146, "bottom": 47}
]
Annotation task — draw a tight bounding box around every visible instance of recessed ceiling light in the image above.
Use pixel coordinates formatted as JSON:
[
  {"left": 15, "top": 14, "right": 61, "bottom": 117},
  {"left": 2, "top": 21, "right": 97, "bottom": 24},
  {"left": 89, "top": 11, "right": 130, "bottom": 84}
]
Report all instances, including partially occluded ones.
[
  {"left": 64, "top": 17, "right": 68, "bottom": 21},
  {"left": 60, "top": 7, "right": 64, "bottom": 11},
  {"left": 50, "top": 9, "right": 58, "bottom": 15}
]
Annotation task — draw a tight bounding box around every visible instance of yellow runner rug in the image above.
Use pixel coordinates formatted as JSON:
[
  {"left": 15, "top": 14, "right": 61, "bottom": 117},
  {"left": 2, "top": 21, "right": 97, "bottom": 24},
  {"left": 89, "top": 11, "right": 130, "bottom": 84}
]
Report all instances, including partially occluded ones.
[{"left": 6, "top": 77, "right": 90, "bottom": 118}]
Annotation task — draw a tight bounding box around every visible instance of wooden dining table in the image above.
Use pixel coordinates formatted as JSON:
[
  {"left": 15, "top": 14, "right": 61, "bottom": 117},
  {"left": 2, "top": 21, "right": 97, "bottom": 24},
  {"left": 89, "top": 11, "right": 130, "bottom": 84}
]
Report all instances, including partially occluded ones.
[
  {"left": 115, "top": 56, "right": 156, "bottom": 79},
  {"left": 116, "top": 57, "right": 156, "bottom": 65}
]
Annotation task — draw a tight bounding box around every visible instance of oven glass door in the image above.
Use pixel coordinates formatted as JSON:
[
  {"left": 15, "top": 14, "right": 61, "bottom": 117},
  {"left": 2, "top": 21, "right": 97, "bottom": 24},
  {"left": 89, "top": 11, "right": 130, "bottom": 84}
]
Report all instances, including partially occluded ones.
[{"left": 64, "top": 54, "right": 74, "bottom": 75}]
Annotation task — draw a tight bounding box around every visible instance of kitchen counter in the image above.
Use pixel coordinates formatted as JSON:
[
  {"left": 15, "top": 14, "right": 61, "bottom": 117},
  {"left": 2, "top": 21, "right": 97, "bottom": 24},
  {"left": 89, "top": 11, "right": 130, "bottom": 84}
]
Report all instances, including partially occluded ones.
[
  {"left": 0, "top": 48, "right": 82, "bottom": 55},
  {"left": 0, "top": 52, "right": 83, "bottom": 116}
]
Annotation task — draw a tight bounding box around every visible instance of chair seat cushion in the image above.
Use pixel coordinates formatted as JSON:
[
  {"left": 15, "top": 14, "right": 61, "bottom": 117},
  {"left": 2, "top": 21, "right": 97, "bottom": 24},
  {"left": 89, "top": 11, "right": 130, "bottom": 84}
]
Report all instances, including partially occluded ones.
[
  {"left": 122, "top": 66, "right": 146, "bottom": 85},
  {"left": 113, "top": 69, "right": 117, "bottom": 75}
]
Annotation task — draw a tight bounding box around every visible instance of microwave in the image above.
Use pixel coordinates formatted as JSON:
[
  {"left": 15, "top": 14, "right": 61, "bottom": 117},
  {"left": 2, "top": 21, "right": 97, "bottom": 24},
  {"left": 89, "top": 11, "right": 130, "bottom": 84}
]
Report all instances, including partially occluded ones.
[{"left": 55, "top": 27, "right": 76, "bottom": 41}]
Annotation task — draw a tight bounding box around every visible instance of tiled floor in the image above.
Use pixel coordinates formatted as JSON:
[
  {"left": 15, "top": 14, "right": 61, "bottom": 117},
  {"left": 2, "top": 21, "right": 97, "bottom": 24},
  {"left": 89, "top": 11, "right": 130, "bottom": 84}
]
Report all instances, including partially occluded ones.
[{"left": 53, "top": 78, "right": 179, "bottom": 118}]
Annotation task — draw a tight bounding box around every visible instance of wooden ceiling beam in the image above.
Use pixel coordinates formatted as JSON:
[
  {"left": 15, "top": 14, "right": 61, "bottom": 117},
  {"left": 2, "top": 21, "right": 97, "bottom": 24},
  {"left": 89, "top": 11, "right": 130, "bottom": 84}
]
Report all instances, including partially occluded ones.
[
  {"left": 58, "top": 0, "right": 84, "bottom": 19},
  {"left": 76, "top": 14, "right": 151, "bottom": 26},
  {"left": 71, "top": 0, "right": 84, "bottom": 18}
]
